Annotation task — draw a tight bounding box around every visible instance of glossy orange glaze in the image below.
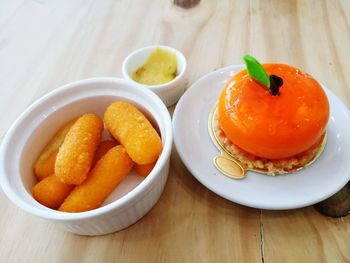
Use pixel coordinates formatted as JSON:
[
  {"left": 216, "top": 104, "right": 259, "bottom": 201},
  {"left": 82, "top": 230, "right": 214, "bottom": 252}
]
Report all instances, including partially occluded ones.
[{"left": 218, "top": 64, "right": 329, "bottom": 159}]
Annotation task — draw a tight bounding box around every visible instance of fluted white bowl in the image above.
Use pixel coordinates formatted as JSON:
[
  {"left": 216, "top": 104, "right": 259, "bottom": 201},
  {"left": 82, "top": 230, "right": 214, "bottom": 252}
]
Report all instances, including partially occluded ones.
[
  {"left": 122, "top": 45, "right": 187, "bottom": 106},
  {"left": 0, "top": 77, "right": 172, "bottom": 236}
]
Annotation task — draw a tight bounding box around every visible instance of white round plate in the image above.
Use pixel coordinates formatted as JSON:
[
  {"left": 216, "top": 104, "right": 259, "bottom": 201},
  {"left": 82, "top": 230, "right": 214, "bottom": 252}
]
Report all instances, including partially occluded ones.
[{"left": 173, "top": 65, "right": 350, "bottom": 210}]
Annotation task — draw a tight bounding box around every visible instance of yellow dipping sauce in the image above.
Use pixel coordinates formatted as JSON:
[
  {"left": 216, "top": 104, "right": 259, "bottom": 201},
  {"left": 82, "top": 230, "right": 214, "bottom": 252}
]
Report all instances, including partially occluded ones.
[{"left": 132, "top": 48, "right": 177, "bottom": 85}]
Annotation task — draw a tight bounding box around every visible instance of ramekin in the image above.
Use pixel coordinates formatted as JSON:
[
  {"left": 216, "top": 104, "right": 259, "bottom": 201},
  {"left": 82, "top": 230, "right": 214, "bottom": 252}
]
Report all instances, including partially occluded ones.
[
  {"left": 0, "top": 78, "right": 172, "bottom": 236},
  {"left": 122, "top": 45, "right": 187, "bottom": 107}
]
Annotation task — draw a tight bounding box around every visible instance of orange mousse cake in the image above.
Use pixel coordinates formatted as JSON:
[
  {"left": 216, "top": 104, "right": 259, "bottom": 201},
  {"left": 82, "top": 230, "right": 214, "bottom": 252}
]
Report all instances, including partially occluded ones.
[{"left": 217, "top": 61, "right": 329, "bottom": 175}]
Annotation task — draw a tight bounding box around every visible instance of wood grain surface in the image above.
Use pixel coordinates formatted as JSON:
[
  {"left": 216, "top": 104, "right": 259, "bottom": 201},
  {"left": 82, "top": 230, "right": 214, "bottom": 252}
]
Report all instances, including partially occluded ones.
[{"left": 0, "top": 0, "right": 349, "bottom": 262}]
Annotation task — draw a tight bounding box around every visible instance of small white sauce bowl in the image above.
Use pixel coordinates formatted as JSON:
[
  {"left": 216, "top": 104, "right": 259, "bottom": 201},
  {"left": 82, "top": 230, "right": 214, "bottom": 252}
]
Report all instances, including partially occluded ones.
[
  {"left": 0, "top": 78, "right": 172, "bottom": 236},
  {"left": 122, "top": 45, "right": 187, "bottom": 107}
]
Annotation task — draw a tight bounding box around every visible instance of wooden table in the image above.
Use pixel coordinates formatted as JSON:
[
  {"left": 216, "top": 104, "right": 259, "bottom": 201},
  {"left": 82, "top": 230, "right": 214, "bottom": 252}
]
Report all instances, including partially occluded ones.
[{"left": 1, "top": 1, "right": 349, "bottom": 262}]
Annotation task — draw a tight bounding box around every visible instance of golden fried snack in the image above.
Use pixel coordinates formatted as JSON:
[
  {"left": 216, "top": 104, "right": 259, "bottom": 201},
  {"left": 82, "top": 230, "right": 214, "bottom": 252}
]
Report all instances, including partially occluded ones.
[
  {"left": 135, "top": 162, "right": 156, "bottom": 177},
  {"left": 32, "top": 174, "right": 74, "bottom": 209},
  {"left": 55, "top": 114, "right": 103, "bottom": 185},
  {"left": 34, "top": 118, "right": 76, "bottom": 180},
  {"left": 92, "top": 139, "right": 118, "bottom": 166},
  {"left": 59, "top": 145, "right": 134, "bottom": 212},
  {"left": 104, "top": 101, "right": 162, "bottom": 165}
]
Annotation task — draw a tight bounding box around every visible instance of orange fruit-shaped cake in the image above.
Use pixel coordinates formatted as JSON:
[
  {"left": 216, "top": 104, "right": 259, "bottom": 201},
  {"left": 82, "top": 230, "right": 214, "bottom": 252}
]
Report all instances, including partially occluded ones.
[{"left": 218, "top": 64, "right": 329, "bottom": 160}]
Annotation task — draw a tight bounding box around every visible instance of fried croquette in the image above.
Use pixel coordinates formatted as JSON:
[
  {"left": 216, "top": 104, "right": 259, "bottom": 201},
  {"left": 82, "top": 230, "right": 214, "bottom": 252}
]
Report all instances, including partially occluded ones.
[
  {"left": 104, "top": 101, "right": 162, "bottom": 165},
  {"left": 59, "top": 145, "right": 134, "bottom": 212},
  {"left": 55, "top": 114, "right": 103, "bottom": 185}
]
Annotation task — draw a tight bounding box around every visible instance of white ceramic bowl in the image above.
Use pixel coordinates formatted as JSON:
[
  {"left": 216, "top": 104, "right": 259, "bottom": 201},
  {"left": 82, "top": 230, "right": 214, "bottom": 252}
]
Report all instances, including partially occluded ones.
[
  {"left": 122, "top": 45, "right": 187, "bottom": 107},
  {"left": 0, "top": 78, "right": 172, "bottom": 236}
]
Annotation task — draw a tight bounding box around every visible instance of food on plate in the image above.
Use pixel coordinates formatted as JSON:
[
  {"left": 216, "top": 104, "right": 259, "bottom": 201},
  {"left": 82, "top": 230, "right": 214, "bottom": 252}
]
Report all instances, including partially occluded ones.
[
  {"left": 32, "top": 174, "right": 74, "bottom": 209},
  {"left": 33, "top": 118, "right": 76, "bottom": 180},
  {"left": 59, "top": 146, "right": 134, "bottom": 212},
  {"left": 216, "top": 55, "right": 329, "bottom": 174},
  {"left": 92, "top": 139, "right": 118, "bottom": 166},
  {"left": 104, "top": 101, "right": 162, "bottom": 165},
  {"left": 55, "top": 114, "right": 103, "bottom": 185},
  {"left": 131, "top": 48, "right": 177, "bottom": 85},
  {"left": 135, "top": 162, "right": 156, "bottom": 177}
]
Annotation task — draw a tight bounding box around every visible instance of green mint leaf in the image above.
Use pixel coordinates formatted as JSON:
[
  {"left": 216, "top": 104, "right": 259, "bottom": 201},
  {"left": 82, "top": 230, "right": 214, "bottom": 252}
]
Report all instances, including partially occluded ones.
[{"left": 243, "top": 54, "right": 270, "bottom": 88}]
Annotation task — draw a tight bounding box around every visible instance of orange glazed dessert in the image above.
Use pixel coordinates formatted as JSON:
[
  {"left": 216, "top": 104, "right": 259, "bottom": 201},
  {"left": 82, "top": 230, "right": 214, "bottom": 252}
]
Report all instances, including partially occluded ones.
[{"left": 217, "top": 61, "right": 329, "bottom": 174}]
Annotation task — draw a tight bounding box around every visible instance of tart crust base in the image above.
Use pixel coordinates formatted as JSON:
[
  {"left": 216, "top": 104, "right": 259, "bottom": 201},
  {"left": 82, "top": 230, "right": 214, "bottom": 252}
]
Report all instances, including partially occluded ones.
[{"left": 213, "top": 110, "right": 326, "bottom": 176}]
